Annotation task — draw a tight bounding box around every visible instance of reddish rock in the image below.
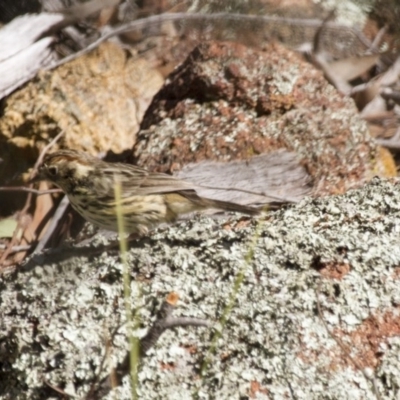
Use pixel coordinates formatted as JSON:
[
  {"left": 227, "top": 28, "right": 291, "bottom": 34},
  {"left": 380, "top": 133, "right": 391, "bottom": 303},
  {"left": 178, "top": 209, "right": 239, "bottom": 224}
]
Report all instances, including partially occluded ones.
[{"left": 132, "top": 41, "right": 381, "bottom": 195}]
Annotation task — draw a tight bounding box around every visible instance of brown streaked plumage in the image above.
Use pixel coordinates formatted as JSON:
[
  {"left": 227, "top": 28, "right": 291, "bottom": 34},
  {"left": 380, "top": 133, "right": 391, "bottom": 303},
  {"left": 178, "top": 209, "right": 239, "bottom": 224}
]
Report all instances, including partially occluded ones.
[{"left": 32, "top": 149, "right": 260, "bottom": 234}]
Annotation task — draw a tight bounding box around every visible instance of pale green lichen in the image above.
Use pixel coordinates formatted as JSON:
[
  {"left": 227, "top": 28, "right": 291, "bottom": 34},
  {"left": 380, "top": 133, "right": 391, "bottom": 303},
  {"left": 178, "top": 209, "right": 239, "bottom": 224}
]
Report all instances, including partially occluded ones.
[{"left": 0, "top": 178, "right": 400, "bottom": 399}]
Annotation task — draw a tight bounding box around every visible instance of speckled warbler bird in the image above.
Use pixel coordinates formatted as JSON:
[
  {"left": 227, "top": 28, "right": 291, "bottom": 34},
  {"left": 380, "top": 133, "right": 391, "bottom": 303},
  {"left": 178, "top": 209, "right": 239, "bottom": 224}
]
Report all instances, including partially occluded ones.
[{"left": 32, "top": 150, "right": 259, "bottom": 235}]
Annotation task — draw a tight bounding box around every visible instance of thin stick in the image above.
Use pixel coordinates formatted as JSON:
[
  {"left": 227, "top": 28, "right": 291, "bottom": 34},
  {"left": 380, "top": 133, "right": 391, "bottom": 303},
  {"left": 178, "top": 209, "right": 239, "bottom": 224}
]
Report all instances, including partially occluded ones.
[
  {"left": 33, "top": 129, "right": 66, "bottom": 172},
  {"left": 44, "top": 379, "right": 77, "bottom": 398},
  {"left": 33, "top": 195, "right": 70, "bottom": 254},
  {"left": 47, "top": 13, "right": 371, "bottom": 70},
  {"left": 0, "top": 187, "right": 62, "bottom": 195},
  {"left": 0, "top": 244, "right": 31, "bottom": 253},
  {"left": 88, "top": 293, "right": 211, "bottom": 399},
  {"left": 28, "top": 129, "right": 68, "bottom": 254},
  {"left": 140, "top": 293, "right": 212, "bottom": 356},
  {"left": 197, "top": 219, "right": 262, "bottom": 395}
]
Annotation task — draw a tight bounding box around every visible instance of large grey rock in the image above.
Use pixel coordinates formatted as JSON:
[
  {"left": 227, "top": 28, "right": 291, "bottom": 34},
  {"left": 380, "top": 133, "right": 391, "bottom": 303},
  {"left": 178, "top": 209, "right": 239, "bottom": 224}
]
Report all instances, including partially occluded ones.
[{"left": 1, "top": 177, "right": 399, "bottom": 399}]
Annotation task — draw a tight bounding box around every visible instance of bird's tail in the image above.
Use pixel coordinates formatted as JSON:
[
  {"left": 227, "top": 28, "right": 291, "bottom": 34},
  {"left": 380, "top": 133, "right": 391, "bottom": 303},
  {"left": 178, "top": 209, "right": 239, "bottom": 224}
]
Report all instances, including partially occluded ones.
[{"left": 201, "top": 197, "right": 261, "bottom": 216}]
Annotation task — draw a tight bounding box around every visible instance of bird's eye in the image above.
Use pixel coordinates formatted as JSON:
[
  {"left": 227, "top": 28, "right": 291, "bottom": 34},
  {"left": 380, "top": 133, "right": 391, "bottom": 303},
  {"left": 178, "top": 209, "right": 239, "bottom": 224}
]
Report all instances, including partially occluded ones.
[{"left": 48, "top": 166, "right": 58, "bottom": 176}]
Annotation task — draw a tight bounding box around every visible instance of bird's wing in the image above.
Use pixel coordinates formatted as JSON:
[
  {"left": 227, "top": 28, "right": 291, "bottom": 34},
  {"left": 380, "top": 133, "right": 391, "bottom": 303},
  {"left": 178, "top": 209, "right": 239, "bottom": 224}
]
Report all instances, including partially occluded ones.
[{"left": 111, "top": 163, "right": 199, "bottom": 196}]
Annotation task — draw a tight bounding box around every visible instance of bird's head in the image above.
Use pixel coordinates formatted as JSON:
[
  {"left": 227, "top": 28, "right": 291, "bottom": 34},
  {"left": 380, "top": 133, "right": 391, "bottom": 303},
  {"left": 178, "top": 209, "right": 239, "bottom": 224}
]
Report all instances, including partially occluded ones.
[{"left": 31, "top": 150, "right": 96, "bottom": 192}]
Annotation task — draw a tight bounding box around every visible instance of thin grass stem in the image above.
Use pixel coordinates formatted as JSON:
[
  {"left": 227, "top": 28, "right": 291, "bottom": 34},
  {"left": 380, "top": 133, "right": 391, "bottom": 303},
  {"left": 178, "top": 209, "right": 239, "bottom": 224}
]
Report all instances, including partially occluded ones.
[
  {"left": 114, "top": 181, "right": 140, "bottom": 400},
  {"left": 197, "top": 217, "right": 263, "bottom": 392}
]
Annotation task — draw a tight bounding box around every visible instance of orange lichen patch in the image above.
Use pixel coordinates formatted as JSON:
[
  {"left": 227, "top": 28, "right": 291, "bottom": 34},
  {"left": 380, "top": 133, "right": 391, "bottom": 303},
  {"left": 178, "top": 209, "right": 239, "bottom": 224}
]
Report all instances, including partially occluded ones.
[
  {"left": 296, "top": 334, "right": 346, "bottom": 372},
  {"left": 333, "top": 310, "right": 400, "bottom": 369},
  {"left": 182, "top": 344, "right": 198, "bottom": 355},
  {"left": 312, "top": 258, "right": 351, "bottom": 280},
  {"left": 166, "top": 292, "right": 179, "bottom": 306},
  {"left": 222, "top": 223, "right": 233, "bottom": 231},
  {"left": 233, "top": 219, "right": 253, "bottom": 230},
  {"left": 392, "top": 267, "right": 400, "bottom": 279},
  {"left": 249, "top": 380, "right": 269, "bottom": 399},
  {"left": 159, "top": 361, "right": 176, "bottom": 371},
  {"left": 319, "top": 262, "right": 351, "bottom": 280},
  {"left": 222, "top": 218, "right": 253, "bottom": 231},
  {"left": 298, "top": 308, "right": 400, "bottom": 372}
]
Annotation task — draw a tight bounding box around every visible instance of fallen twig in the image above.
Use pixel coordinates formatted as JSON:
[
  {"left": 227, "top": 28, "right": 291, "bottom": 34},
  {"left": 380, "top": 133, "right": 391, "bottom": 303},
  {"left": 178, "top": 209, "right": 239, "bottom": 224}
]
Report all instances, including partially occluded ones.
[
  {"left": 47, "top": 12, "right": 371, "bottom": 71},
  {"left": 87, "top": 292, "right": 212, "bottom": 399},
  {"left": 33, "top": 195, "right": 70, "bottom": 254},
  {"left": 44, "top": 379, "right": 77, "bottom": 398},
  {"left": 0, "top": 187, "right": 62, "bottom": 195},
  {"left": 34, "top": 130, "right": 66, "bottom": 170},
  {"left": 0, "top": 244, "right": 31, "bottom": 253},
  {"left": 85, "top": 320, "right": 124, "bottom": 400}
]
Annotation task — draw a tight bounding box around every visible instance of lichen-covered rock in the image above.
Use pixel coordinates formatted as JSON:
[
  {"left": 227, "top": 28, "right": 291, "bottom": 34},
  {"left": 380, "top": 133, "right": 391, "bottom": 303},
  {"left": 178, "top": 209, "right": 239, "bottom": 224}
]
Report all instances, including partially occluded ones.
[
  {"left": 133, "top": 41, "right": 392, "bottom": 195},
  {"left": 1, "top": 177, "right": 400, "bottom": 399}
]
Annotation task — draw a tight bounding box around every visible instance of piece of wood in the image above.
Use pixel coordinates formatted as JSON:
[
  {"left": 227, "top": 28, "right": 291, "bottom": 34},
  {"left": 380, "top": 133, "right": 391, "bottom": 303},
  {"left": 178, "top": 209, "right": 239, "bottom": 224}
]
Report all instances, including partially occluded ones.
[
  {"left": 0, "top": 13, "right": 64, "bottom": 62},
  {"left": 0, "top": 0, "right": 120, "bottom": 99},
  {"left": 0, "top": 37, "right": 55, "bottom": 98}
]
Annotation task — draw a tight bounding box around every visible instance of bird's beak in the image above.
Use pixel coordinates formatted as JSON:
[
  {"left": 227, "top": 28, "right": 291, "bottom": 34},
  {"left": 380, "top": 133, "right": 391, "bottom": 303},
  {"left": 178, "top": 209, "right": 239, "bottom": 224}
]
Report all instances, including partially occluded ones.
[{"left": 28, "top": 170, "right": 45, "bottom": 184}]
